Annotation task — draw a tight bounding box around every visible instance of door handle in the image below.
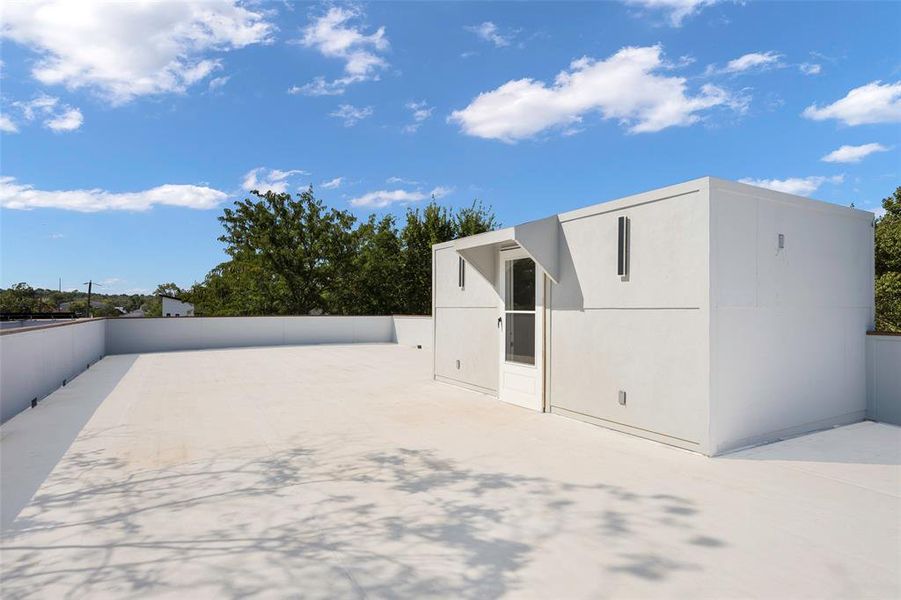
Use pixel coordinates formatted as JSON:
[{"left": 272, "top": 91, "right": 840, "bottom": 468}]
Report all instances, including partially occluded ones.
[{"left": 497, "top": 316, "right": 503, "bottom": 328}]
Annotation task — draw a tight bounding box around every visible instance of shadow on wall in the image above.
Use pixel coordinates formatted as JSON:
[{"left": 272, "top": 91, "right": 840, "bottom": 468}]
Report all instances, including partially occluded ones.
[
  {"left": 0, "top": 355, "right": 139, "bottom": 530},
  {"left": 550, "top": 234, "right": 584, "bottom": 311},
  {"left": 1, "top": 441, "right": 727, "bottom": 597}
]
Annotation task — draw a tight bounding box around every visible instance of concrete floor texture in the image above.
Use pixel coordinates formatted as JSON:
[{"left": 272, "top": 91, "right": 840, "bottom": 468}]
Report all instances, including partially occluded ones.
[{"left": 0, "top": 344, "right": 899, "bottom": 599}]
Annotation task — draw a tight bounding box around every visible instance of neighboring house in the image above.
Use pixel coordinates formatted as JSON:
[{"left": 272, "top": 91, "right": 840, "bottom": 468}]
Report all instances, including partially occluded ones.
[
  {"left": 160, "top": 295, "right": 194, "bottom": 317},
  {"left": 432, "top": 176, "right": 874, "bottom": 456}
]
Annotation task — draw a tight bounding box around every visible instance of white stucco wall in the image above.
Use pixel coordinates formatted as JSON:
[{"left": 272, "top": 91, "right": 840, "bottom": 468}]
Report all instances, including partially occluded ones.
[
  {"left": 866, "top": 333, "right": 901, "bottom": 425},
  {"left": 106, "top": 316, "right": 396, "bottom": 355},
  {"left": 709, "top": 178, "right": 874, "bottom": 454},
  {"left": 549, "top": 180, "right": 712, "bottom": 452},
  {"left": 392, "top": 316, "right": 433, "bottom": 348},
  {"left": 433, "top": 243, "right": 500, "bottom": 394},
  {"left": 0, "top": 319, "right": 106, "bottom": 423}
]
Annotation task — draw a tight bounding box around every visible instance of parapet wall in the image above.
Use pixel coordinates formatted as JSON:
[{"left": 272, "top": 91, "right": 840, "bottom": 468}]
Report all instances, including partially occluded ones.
[
  {"left": 866, "top": 332, "right": 901, "bottom": 426},
  {"left": 0, "top": 318, "right": 106, "bottom": 423},
  {"left": 0, "top": 315, "right": 433, "bottom": 424},
  {"left": 105, "top": 316, "right": 396, "bottom": 355}
]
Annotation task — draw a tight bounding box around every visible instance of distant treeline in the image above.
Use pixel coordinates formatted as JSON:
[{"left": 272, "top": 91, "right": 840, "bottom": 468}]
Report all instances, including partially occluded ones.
[{"left": 0, "top": 285, "right": 151, "bottom": 317}]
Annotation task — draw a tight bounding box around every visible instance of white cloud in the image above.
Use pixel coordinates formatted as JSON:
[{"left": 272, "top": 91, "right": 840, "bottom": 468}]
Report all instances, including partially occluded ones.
[
  {"left": 723, "top": 51, "right": 783, "bottom": 73},
  {"left": 293, "top": 7, "right": 388, "bottom": 96},
  {"left": 289, "top": 77, "right": 350, "bottom": 97},
  {"left": 429, "top": 186, "right": 453, "bottom": 199},
  {"left": 0, "top": 1, "right": 272, "bottom": 105},
  {"left": 350, "top": 186, "right": 451, "bottom": 208},
  {"left": 738, "top": 175, "right": 844, "bottom": 197},
  {"left": 799, "top": 63, "right": 821, "bottom": 75},
  {"left": 821, "top": 143, "right": 890, "bottom": 163},
  {"left": 403, "top": 100, "right": 433, "bottom": 133},
  {"left": 16, "top": 95, "right": 57, "bottom": 120},
  {"left": 803, "top": 81, "right": 901, "bottom": 125},
  {"left": 624, "top": 0, "right": 720, "bottom": 27},
  {"left": 466, "top": 22, "right": 512, "bottom": 47},
  {"left": 386, "top": 176, "right": 419, "bottom": 185},
  {"left": 11, "top": 94, "right": 83, "bottom": 132},
  {"left": 449, "top": 45, "right": 737, "bottom": 142},
  {"left": 0, "top": 176, "right": 228, "bottom": 212},
  {"left": 0, "top": 114, "right": 18, "bottom": 133},
  {"left": 242, "top": 167, "right": 306, "bottom": 194},
  {"left": 329, "top": 104, "right": 373, "bottom": 127},
  {"left": 208, "top": 76, "right": 231, "bottom": 92},
  {"left": 45, "top": 107, "right": 83, "bottom": 131},
  {"left": 321, "top": 176, "right": 344, "bottom": 189}
]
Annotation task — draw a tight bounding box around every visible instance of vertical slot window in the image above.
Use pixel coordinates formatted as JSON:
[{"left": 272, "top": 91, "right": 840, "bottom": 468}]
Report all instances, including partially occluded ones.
[
  {"left": 617, "top": 215, "right": 630, "bottom": 277},
  {"left": 458, "top": 256, "right": 466, "bottom": 289}
]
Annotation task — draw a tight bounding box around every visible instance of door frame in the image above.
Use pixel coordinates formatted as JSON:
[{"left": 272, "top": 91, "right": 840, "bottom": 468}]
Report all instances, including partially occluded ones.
[{"left": 497, "top": 246, "right": 545, "bottom": 411}]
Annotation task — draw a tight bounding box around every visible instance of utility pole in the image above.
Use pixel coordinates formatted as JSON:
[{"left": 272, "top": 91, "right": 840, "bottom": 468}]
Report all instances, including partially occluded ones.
[{"left": 83, "top": 280, "right": 102, "bottom": 318}]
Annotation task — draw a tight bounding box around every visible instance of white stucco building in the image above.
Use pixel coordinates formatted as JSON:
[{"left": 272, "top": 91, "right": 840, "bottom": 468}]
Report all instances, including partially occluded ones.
[
  {"left": 160, "top": 295, "right": 194, "bottom": 317},
  {"left": 432, "top": 176, "right": 875, "bottom": 455}
]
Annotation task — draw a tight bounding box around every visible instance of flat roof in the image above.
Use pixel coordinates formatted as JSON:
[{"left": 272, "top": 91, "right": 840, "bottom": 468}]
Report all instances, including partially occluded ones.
[
  {"left": 1, "top": 344, "right": 898, "bottom": 598},
  {"left": 438, "top": 176, "right": 872, "bottom": 251}
]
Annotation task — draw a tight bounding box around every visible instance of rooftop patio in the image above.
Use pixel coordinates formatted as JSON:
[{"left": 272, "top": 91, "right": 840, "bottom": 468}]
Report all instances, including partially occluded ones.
[{"left": 1, "top": 343, "right": 899, "bottom": 598}]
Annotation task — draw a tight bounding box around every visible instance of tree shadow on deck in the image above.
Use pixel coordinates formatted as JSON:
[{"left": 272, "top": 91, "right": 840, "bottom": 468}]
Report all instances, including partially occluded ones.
[{"left": 1, "top": 440, "right": 727, "bottom": 598}]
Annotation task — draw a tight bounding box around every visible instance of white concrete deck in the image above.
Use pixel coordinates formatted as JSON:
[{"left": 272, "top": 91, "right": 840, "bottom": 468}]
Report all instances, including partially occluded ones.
[{"left": 1, "top": 344, "right": 899, "bottom": 599}]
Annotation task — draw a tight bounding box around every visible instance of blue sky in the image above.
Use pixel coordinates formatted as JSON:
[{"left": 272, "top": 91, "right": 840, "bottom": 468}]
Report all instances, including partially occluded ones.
[{"left": 1, "top": 1, "right": 899, "bottom": 295}]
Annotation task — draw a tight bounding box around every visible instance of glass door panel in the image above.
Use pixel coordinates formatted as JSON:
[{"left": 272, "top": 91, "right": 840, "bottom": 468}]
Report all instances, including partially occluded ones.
[{"left": 504, "top": 257, "right": 536, "bottom": 365}]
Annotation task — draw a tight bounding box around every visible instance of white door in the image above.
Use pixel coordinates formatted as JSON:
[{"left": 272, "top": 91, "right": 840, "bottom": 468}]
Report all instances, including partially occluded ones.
[{"left": 498, "top": 247, "right": 544, "bottom": 411}]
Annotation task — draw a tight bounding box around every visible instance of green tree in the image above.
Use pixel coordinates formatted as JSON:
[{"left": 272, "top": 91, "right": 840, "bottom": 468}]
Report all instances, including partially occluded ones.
[
  {"left": 186, "top": 257, "right": 286, "bottom": 316},
  {"left": 455, "top": 199, "right": 499, "bottom": 238},
  {"left": 398, "top": 199, "right": 499, "bottom": 314},
  {"left": 875, "top": 187, "right": 901, "bottom": 331},
  {"left": 347, "top": 214, "right": 404, "bottom": 315},
  {"left": 0, "top": 282, "right": 36, "bottom": 313},
  {"left": 186, "top": 191, "right": 499, "bottom": 317},
  {"left": 218, "top": 188, "right": 357, "bottom": 315},
  {"left": 400, "top": 202, "right": 457, "bottom": 315}
]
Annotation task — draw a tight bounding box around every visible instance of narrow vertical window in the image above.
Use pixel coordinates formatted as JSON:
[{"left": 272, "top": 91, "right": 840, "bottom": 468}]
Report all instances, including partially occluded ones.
[
  {"left": 458, "top": 256, "right": 466, "bottom": 289},
  {"left": 617, "top": 215, "right": 630, "bottom": 277}
]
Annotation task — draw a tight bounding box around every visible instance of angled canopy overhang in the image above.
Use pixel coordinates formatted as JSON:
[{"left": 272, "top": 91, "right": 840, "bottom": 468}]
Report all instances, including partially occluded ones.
[{"left": 453, "top": 215, "right": 561, "bottom": 284}]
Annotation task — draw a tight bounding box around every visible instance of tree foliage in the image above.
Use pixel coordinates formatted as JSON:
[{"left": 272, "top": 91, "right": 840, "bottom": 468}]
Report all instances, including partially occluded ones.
[
  {"left": 0, "top": 283, "right": 36, "bottom": 313},
  {"left": 183, "top": 190, "right": 498, "bottom": 316},
  {"left": 875, "top": 187, "right": 901, "bottom": 331}
]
